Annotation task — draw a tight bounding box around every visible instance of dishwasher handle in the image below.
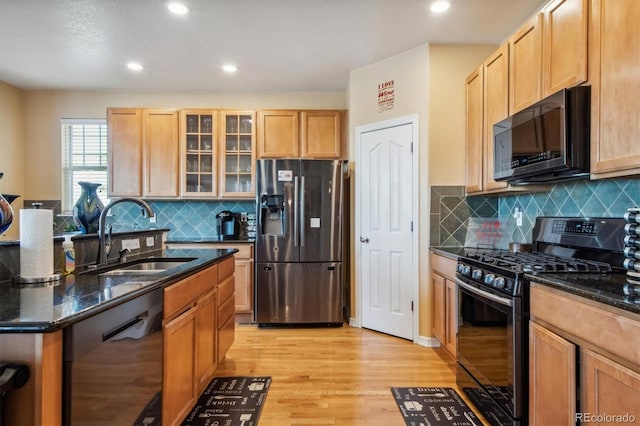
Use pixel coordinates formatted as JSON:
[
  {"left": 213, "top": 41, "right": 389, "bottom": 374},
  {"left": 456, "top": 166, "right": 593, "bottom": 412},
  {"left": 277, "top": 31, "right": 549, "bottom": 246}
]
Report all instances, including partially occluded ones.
[{"left": 102, "top": 312, "right": 148, "bottom": 342}]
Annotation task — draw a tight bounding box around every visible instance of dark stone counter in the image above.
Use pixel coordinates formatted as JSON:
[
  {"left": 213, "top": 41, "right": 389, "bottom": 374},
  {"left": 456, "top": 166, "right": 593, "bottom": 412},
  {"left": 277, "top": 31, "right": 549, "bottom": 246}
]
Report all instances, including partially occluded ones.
[{"left": 0, "top": 248, "right": 237, "bottom": 333}]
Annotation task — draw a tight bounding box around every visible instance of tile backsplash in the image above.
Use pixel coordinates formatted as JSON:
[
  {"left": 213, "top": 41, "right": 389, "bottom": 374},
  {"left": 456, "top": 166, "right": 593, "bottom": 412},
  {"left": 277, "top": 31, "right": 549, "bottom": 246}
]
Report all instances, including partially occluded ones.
[
  {"left": 430, "top": 186, "right": 497, "bottom": 247},
  {"left": 499, "top": 178, "right": 640, "bottom": 243},
  {"left": 432, "top": 177, "right": 640, "bottom": 247},
  {"left": 106, "top": 200, "right": 256, "bottom": 240}
]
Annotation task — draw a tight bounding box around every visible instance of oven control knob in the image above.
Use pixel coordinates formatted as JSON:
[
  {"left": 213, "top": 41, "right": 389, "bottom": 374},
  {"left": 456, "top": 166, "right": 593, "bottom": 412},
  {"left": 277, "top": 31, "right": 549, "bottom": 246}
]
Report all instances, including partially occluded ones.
[
  {"left": 494, "top": 277, "right": 506, "bottom": 289},
  {"left": 456, "top": 264, "right": 464, "bottom": 274},
  {"left": 460, "top": 265, "right": 471, "bottom": 276},
  {"left": 472, "top": 269, "right": 483, "bottom": 280},
  {"left": 484, "top": 274, "right": 495, "bottom": 285}
]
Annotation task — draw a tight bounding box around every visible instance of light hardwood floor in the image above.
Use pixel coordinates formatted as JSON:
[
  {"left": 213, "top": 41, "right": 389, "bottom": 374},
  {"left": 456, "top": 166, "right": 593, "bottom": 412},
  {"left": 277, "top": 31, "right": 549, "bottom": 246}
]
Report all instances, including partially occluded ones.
[{"left": 214, "top": 324, "right": 488, "bottom": 425}]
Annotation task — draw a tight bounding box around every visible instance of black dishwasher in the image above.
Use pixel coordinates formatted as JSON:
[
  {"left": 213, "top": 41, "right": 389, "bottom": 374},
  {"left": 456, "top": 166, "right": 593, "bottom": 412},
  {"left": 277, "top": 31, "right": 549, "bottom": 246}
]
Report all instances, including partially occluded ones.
[{"left": 63, "top": 288, "right": 163, "bottom": 425}]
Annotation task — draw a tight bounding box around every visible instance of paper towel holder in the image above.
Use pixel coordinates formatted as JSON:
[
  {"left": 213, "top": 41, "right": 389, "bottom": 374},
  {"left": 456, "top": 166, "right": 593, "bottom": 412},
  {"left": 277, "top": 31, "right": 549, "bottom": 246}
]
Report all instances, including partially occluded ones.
[{"left": 12, "top": 202, "right": 64, "bottom": 285}]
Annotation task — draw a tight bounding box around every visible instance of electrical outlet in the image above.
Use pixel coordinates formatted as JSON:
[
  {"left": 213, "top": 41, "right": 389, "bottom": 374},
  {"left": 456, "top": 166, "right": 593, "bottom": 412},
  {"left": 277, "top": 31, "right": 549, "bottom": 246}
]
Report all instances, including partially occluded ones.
[
  {"left": 149, "top": 214, "right": 157, "bottom": 224},
  {"left": 122, "top": 238, "right": 141, "bottom": 251},
  {"left": 513, "top": 207, "right": 523, "bottom": 227}
]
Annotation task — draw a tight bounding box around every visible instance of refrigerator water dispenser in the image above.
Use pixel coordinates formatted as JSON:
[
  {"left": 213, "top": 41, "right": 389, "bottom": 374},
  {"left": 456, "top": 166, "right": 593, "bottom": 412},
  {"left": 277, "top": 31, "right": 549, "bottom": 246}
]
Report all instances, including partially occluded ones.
[{"left": 260, "top": 194, "right": 285, "bottom": 236}]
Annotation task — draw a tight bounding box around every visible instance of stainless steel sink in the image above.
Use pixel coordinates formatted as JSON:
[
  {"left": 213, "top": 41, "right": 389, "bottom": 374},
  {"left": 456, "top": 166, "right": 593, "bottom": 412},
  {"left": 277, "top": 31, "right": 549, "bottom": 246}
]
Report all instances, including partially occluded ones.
[{"left": 91, "top": 258, "right": 196, "bottom": 276}]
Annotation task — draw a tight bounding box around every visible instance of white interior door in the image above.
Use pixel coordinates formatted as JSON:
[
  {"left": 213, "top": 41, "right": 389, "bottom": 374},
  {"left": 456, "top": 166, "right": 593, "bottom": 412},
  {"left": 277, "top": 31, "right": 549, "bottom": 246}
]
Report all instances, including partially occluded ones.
[{"left": 358, "top": 121, "right": 415, "bottom": 340}]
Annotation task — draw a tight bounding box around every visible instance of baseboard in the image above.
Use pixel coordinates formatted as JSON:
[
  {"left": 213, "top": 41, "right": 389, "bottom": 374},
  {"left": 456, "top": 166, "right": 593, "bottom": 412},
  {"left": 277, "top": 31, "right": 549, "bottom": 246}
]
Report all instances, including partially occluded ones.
[
  {"left": 416, "top": 335, "right": 442, "bottom": 348},
  {"left": 349, "top": 317, "right": 360, "bottom": 327}
]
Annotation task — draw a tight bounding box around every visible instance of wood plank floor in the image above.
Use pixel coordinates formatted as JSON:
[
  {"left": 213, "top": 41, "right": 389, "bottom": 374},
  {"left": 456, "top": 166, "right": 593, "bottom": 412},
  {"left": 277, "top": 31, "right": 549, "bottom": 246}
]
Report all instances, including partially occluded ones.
[{"left": 214, "top": 324, "right": 488, "bottom": 425}]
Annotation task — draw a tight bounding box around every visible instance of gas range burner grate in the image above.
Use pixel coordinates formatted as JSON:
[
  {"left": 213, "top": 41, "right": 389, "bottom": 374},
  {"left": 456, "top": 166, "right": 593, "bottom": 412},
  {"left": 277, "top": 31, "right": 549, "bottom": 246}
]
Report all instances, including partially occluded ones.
[{"left": 465, "top": 251, "right": 613, "bottom": 274}]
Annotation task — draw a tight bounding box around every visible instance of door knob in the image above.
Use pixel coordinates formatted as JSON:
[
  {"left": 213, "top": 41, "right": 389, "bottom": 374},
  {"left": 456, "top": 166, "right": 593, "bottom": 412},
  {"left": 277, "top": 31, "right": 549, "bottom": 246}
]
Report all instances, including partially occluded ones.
[{"left": 360, "top": 236, "right": 369, "bottom": 243}]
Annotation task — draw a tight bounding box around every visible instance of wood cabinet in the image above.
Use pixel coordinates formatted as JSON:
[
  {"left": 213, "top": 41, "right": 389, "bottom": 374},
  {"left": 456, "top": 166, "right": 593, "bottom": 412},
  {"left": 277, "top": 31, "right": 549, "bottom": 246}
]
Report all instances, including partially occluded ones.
[
  {"left": 465, "top": 67, "right": 484, "bottom": 193},
  {"left": 179, "top": 110, "right": 218, "bottom": 197},
  {"left": 163, "top": 263, "right": 223, "bottom": 426},
  {"left": 582, "top": 349, "right": 640, "bottom": 423},
  {"left": 590, "top": 0, "right": 640, "bottom": 177},
  {"left": 217, "top": 256, "right": 235, "bottom": 362},
  {"left": 483, "top": 46, "right": 510, "bottom": 193},
  {"left": 258, "top": 110, "right": 343, "bottom": 159},
  {"left": 194, "top": 289, "right": 218, "bottom": 393},
  {"left": 542, "top": 0, "right": 589, "bottom": 97},
  {"left": 529, "top": 321, "right": 576, "bottom": 426},
  {"left": 219, "top": 111, "right": 256, "bottom": 197},
  {"left": 430, "top": 252, "right": 457, "bottom": 358},
  {"left": 165, "top": 242, "right": 254, "bottom": 317},
  {"left": 529, "top": 283, "right": 640, "bottom": 425},
  {"left": 107, "top": 108, "right": 179, "bottom": 198},
  {"left": 508, "top": 14, "right": 543, "bottom": 113},
  {"left": 163, "top": 306, "right": 197, "bottom": 426}
]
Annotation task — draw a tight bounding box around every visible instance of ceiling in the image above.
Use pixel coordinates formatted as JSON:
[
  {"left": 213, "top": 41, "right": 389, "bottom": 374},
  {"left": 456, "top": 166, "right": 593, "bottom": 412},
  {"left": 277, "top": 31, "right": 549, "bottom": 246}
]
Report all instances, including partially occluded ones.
[{"left": 0, "top": 0, "right": 547, "bottom": 92}]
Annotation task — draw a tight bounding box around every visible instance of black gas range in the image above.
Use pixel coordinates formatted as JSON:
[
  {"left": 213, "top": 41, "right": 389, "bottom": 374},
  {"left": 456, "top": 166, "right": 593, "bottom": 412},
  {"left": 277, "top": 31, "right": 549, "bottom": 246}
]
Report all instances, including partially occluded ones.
[{"left": 455, "top": 217, "right": 627, "bottom": 426}]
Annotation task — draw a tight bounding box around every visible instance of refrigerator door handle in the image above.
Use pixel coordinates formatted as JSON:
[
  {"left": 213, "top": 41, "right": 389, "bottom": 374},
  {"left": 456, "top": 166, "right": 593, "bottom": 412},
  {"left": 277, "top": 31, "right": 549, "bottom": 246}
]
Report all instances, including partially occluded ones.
[
  {"left": 293, "top": 176, "right": 299, "bottom": 247},
  {"left": 300, "top": 176, "right": 306, "bottom": 247}
]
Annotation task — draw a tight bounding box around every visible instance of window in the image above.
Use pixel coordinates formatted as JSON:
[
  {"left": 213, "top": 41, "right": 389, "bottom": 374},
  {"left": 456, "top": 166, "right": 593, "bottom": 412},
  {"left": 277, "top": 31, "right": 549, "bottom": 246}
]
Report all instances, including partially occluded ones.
[{"left": 61, "top": 119, "right": 108, "bottom": 213}]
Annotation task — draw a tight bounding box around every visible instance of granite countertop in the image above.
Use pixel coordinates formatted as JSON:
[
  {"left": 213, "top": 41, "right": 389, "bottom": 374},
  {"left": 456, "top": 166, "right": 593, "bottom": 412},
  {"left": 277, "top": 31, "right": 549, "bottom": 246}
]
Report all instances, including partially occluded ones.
[
  {"left": 0, "top": 248, "right": 237, "bottom": 333},
  {"left": 166, "top": 238, "right": 255, "bottom": 244},
  {"left": 430, "top": 245, "right": 640, "bottom": 316}
]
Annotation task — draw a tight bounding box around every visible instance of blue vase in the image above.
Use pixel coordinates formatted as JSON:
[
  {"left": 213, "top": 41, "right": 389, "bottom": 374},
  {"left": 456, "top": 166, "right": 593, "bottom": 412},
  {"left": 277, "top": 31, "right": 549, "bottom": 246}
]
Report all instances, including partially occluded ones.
[
  {"left": 0, "top": 194, "right": 19, "bottom": 235},
  {"left": 73, "top": 182, "right": 104, "bottom": 234}
]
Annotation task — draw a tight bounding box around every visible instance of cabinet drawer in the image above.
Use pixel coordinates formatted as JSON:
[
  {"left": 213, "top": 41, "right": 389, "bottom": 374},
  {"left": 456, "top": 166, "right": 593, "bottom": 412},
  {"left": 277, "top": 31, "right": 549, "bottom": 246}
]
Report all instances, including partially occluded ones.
[
  {"left": 218, "top": 293, "right": 235, "bottom": 326},
  {"left": 218, "top": 256, "right": 235, "bottom": 281},
  {"left": 165, "top": 265, "right": 217, "bottom": 319},
  {"left": 217, "top": 274, "right": 234, "bottom": 304},
  {"left": 430, "top": 253, "right": 457, "bottom": 278},
  {"left": 217, "top": 316, "right": 235, "bottom": 362}
]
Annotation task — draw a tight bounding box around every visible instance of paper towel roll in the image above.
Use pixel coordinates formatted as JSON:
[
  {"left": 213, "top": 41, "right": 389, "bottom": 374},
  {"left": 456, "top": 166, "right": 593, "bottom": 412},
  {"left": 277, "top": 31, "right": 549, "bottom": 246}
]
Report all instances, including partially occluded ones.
[{"left": 20, "top": 209, "right": 54, "bottom": 278}]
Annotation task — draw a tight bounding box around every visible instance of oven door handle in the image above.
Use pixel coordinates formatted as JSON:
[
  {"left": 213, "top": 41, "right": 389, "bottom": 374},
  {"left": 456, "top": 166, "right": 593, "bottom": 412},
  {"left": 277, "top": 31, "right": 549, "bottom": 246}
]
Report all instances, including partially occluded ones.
[{"left": 455, "top": 277, "right": 513, "bottom": 308}]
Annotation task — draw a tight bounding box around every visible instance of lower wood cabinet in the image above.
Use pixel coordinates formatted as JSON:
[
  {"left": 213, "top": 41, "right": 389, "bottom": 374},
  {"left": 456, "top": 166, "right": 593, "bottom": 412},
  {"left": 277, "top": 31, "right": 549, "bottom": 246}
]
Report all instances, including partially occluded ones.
[
  {"left": 217, "top": 256, "right": 236, "bottom": 362},
  {"left": 430, "top": 252, "right": 457, "bottom": 358},
  {"left": 162, "top": 260, "right": 236, "bottom": 426},
  {"left": 529, "top": 283, "right": 640, "bottom": 425},
  {"left": 165, "top": 242, "right": 253, "bottom": 317},
  {"left": 163, "top": 307, "right": 198, "bottom": 426}
]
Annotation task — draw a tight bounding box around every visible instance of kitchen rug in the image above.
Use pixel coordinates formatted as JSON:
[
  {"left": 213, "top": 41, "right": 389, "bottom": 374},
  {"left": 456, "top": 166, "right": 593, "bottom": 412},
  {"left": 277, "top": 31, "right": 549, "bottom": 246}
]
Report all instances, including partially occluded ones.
[
  {"left": 391, "top": 387, "right": 482, "bottom": 426},
  {"left": 182, "top": 376, "right": 271, "bottom": 426}
]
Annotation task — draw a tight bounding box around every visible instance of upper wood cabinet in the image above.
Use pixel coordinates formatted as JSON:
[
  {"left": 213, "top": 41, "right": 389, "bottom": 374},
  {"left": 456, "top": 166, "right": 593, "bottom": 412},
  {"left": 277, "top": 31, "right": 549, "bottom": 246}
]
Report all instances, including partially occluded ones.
[
  {"left": 590, "top": 0, "right": 640, "bottom": 177},
  {"left": 258, "top": 110, "right": 343, "bottom": 159},
  {"left": 108, "top": 108, "right": 142, "bottom": 197},
  {"left": 509, "top": 14, "right": 543, "bottom": 113},
  {"left": 482, "top": 45, "right": 510, "bottom": 193},
  {"left": 219, "top": 111, "right": 256, "bottom": 197},
  {"left": 107, "top": 108, "right": 179, "bottom": 198},
  {"left": 465, "top": 67, "right": 484, "bottom": 193},
  {"left": 179, "top": 110, "right": 218, "bottom": 197},
  {"left": 542, "top": 0, "right": 589, "bottom": 97}
]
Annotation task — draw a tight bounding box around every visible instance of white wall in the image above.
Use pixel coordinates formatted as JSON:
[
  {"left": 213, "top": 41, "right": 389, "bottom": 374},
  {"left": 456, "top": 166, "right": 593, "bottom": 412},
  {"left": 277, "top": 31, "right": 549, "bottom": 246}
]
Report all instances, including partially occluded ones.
[{"left": 0, "top": 81, "right": 25, "bottom": 240}]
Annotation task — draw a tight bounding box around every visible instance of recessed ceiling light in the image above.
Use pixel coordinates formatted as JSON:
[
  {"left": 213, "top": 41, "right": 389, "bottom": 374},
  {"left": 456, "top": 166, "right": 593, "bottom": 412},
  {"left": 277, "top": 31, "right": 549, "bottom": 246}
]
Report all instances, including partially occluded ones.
[
  {"left": 430, "top": 0, "right": 450, "bottom": 13},
  {"left": 167, "top": 2, "right": 189, "bottom": 15},
  {"left": 126, "top": 62, "right": 144, "bottom": 71},
  {"left": 222, "top": 64, "right": 238, "bottom": 74}
]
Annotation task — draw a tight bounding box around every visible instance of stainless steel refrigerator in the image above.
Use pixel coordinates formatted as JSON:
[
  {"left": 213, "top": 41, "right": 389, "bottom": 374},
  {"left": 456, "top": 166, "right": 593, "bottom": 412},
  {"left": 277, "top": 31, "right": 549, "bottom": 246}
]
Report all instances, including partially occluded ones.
[{"left": 255, "top": 159, "right": 344, "bottom": 325}]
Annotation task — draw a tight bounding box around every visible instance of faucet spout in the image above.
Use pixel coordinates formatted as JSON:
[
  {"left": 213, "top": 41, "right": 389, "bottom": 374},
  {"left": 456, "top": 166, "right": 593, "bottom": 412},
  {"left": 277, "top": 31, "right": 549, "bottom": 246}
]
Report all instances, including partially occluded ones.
[{"left": 97, "top": 198, "right": 155, "bottom": 266}]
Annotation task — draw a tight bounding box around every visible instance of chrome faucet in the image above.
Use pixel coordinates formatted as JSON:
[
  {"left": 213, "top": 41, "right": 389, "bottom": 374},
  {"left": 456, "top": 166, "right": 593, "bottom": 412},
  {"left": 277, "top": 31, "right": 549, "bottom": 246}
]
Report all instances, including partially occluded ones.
[{"left": 96, "top": 198, "right": 154, "bottom": 266}]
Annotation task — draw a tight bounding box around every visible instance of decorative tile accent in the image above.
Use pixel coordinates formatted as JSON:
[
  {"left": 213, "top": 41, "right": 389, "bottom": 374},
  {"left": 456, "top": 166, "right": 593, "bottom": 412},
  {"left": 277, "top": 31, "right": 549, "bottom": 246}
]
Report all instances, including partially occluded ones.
[
  {"left": 430, "top": 186, "right": 498, "bottom": 247},
  {"left": 498, "top": 178, "right": 640, "bottom": 242}
]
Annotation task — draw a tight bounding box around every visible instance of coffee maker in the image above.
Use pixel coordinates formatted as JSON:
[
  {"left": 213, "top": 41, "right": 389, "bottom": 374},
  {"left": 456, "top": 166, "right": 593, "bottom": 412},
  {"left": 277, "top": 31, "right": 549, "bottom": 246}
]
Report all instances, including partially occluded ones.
[{"left": 216, "top": 211, "right": 241, "bottom": 241}]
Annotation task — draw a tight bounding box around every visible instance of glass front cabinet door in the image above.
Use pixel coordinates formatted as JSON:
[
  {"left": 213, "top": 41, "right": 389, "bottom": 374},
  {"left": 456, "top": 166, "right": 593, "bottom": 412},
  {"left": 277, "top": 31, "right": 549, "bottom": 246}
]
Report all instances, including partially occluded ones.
[
  {"left": 180, "top": 110, "right": 218, "bottom": 197},
  {"left": 219, "top": 111, "right": 256, "bottom": 198}
]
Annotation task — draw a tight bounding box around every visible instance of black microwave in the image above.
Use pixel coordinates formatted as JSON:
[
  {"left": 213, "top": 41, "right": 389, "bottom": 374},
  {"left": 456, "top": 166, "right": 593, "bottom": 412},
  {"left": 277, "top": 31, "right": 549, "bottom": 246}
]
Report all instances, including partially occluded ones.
[{"left": 493, "top": 86, "right": 590, "bottom": 184}]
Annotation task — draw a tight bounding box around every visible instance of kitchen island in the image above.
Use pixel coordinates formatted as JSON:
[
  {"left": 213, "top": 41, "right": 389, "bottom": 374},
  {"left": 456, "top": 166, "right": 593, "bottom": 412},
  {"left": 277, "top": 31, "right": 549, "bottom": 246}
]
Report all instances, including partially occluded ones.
[{"left": 0, "top": 247, "right": 237, "bottom": 426}]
